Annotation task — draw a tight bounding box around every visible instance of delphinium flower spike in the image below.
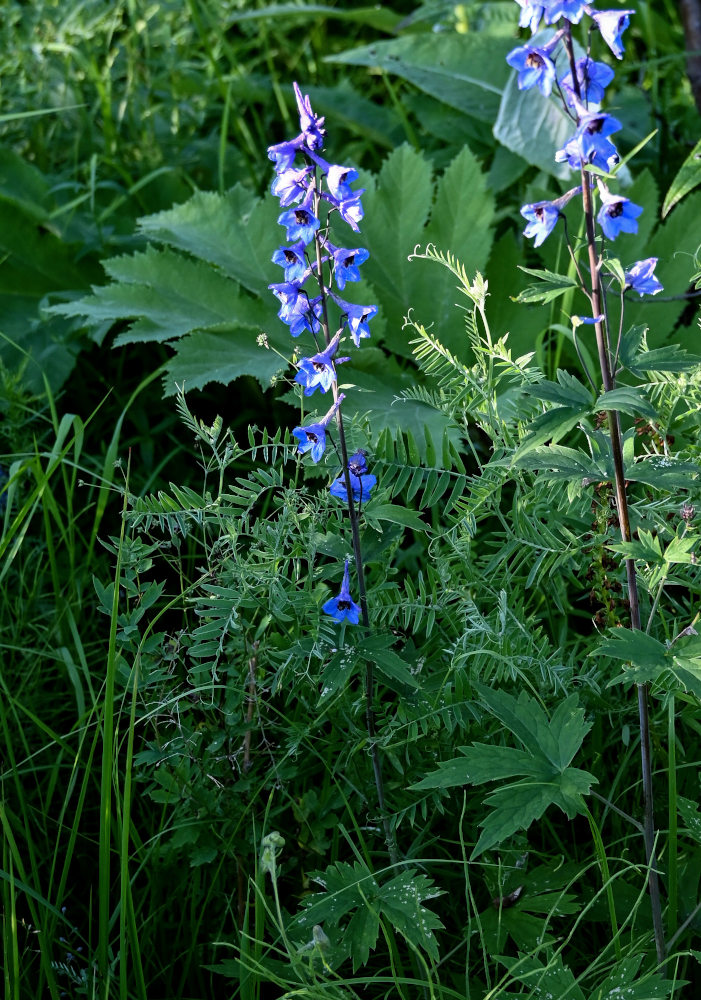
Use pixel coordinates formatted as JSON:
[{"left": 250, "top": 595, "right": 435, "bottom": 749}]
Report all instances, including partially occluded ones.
[{"left": 506, "top": 0, "right": 666, "bottom": 963}]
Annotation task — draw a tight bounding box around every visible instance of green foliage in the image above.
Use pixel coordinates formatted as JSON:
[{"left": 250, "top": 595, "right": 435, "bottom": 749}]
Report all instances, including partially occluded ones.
[{"left": 413, "top": 686, "right": 596, "bottom": 857}]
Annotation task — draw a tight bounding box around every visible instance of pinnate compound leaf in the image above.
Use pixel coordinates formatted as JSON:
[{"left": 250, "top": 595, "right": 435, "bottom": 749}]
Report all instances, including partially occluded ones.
[{"left": 598, "top": 628, "right": 667, "bottom": 669}]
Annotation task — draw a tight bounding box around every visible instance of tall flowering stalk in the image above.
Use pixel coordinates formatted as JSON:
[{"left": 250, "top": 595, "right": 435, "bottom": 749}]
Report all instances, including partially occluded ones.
[
  {"left": 507, "top": 0, "right": 665, "bottom": 961},
  {"left": 268, "top": 84, "right": 398, "bottom": 864}
]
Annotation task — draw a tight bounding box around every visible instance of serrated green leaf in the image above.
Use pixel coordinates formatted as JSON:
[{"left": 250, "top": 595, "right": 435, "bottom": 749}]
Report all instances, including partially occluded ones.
[
  {"left": 678, "top": 796, "right": 701, "bottom": 845},
  {"left": 618, "top": 325, "right": 701, "bottom": 376},
  {"left": 163, "top": 328, "right": 285, "bottom": 396},
  {"left": 138, "top": 186, "right": 279, "bottom": 297},
  {"left": 511, "top": 444, "right": 605, "bottom": 480},
  {"left": 412, "top": 744, "right": 540, "bottom": 790},
  {"left": 592, "top": 953, "right": 682, "bottom": 1000},
  {"left": 596, "top": 386, "right": 658, "bottom": 421},
  {"left": 51, "top": 245, "right": 269, "bottom": 344},
  {"left": 597, "top": 629, "right": 667, "bottom": 669},
  {"left": 377, "top": 869, "right": 444, "bottom": 961},
  {"left": 372, "top": 647, "right": 420, "bottom": 690},
  {"left": 662, "top": 137, "right": 701, "bottom": 218}
]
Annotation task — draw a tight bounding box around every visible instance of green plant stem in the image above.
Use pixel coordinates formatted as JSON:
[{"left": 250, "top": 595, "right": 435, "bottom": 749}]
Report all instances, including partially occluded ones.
[
  {"left": 311, "top": 184, "right": 399, "bottom": 867},
  {"left": 563, "top": 24, "right": 666, "bottom": 965}
]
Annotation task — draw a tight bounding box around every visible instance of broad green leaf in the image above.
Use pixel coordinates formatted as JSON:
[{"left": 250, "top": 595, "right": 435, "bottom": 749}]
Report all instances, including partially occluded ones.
[
  {"left": 592, "top": 954, "right": 682, "bottom": 1000},
  {"left": 524, "top": 370, "right": 592, "bottom": 408},
  {"left": 512, "top": 408, "right": 587, "bottom": 462},
  {"left": 472, "top": 780, "right": 569, "bottom": 857},
  {"left": 165, "top": 328, "right": 285, "bottom": 395},
  {"left": 371, "top": 646, "right": 421, "bottom": 690},
  {"left": 359, "top": 145, "right": 434, "bottom": 354},
  {"left": 678, "top": 796, "right": 701, "bottom": 845},
  {"left": 662, "top": 137, "right": 701, "bottom": 218},
  {"left": 138, "top": 186, "right": 279, "bottom": 297},
  {"left": 627, "top": 457, "right": 700, "bottom": 491},
  {"left": 596, "top": 386, "right": 658, "bottom": 421},
  {"left": 230, "top": 4, "right": 401, "bottom": 32},
  {"left": 609, "top": 529, "right": 665, "bottom": 564},
  {"left": 51, "top": 246, "right": 269, "bottom": 345},
  {"left": 500, "top": 954, "right": 585, "bottom": 1000},
  {"left": 598, "top": 629, "right": 667, "bottom": 669},
  {"left": 327, "top": 33, "right": 512, "bottom": 124}
]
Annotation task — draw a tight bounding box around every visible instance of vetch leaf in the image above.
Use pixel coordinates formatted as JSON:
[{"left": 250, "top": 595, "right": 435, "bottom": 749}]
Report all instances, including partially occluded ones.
[{"left": 662, "top": 137, "right": 701, "bottom": 218}]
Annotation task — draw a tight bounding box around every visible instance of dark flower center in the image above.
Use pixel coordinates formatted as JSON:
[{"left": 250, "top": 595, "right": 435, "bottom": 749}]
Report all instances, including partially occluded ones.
[
  {"left": 343, "top": 254, "right": 355, "bottom": 266},
  {"left": 526, "top": 52, "right": 544, "bottom": 69},
  {"left": 295, "top": 210, "right": 310, "bottom": 224},
  {"left": 284, "top": 249, "right": 298, "bottom": 263},
  {"left": 307, "top": 431, "right": 318, "bottom": 443},
  {"left": 337, "top": 599, "right": 350, "bottom": 610},
  {"left": 313, "top": 361, "right": 327, "bottom": 371},
  {"left": 608, "top": 202, "right": 624, "bottom": 218},
  {"left": 584, "top": 117, "right": 605, "bottom": 135}
]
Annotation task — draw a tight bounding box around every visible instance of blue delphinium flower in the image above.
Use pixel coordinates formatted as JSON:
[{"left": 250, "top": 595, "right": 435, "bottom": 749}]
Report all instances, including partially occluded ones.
[
  {"left": 271, "top": 166, "right": 312, "bottom": 207},
  {"left": 295, "top": 332, "right": 350, "bottom": 395},
  {"left": 322, "top": 560, "right": 361, "bottom": 624},
  {"left": 506, "top": 39, "right": 559, "bottom": 97},
  {"left": 335, "top": 193, "right": 365, "bottom": 232},
  {"left": 521, "top": 201, "right": 560, "bottom": 247},
  {"left": 588, "top": 9, "right": 635, "bottom": 60},
  {"left": 597, "top": 189, "right": 643, "bottom": 239},
  {"left": 516, "top": 1, "right": 544, "bottom": 32},
  {"left": 348, "top": 450, "right": 368, "bottom": 475},
  {"left": 293, "top": 394, "right": 344, "bottom": 462},
  {"left": 271, "top": 242, "right": 308, "bottom": 283},
  {"left": 331, "top": 246, "right": 369, "bottom": 290},
  {"left": 560, "top": 58, "right": 614, "bottom": 106},
  {"left": 625, "top": 258, "right": 663, "bottom": 296},
  {"left": 543, "top": 0, "right": 586, "bottom": 23},
  {"left": 268, "top": 138, "right": 303, "bottom": 173},
  {"left": 293, "top": 81, "right": 326, "bottom": 150},
  {"left": 277, "top": 192, "right": 320, "bottom": 245},
  {"left": 520, "top": 186, "right": 580, "bottom": 246},
  {"left": 329, "top": 470, "right": 377, "bottom": 503},
  {"left": 327, "top": 164, "right": 359, "bottom": 201},
  {"left": 332, "top": 295, "right": 377, "bottom": 347},
  {"left": 555, "top": 113, "right": 620, "bottom": 172}
]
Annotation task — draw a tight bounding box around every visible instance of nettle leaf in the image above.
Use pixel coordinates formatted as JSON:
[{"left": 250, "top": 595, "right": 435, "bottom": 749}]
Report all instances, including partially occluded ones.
[
  {"left": 627, "top": 456, "right": 700, "bottom": 491},
  {"left": 296, "top": 862, "right": 442, "bottom": 970},
  {"left": 165, "top": 329, "right": 285, "bottom": 396},
  {"left": 138, "top": 185, "right": 279, "bottom": 297},
  {"left": 51, "top": 245, "right": 269, "bottom": 345},
  {"left": 412, "top": 687, "right": 595, "bottom": 858},
  {"left": 662, "top": 136, "right": 701, "bottom": 218},
  {"left": 598, "top": 629, "right": 667, "bottom": 670},
  {"left": 327, "top": 33, "right": 511, "bottom": 124}
]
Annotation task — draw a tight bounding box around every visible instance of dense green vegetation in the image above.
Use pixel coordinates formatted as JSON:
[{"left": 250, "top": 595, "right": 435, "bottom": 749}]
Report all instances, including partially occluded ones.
[{"left": 2, "top": 1, "right": 701, "bottom": 997}]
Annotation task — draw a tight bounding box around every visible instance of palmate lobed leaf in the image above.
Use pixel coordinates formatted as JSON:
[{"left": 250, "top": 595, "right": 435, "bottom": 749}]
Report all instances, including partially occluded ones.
[{"left": 413, "top": 686, "right": 595, "bottom": 857}]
